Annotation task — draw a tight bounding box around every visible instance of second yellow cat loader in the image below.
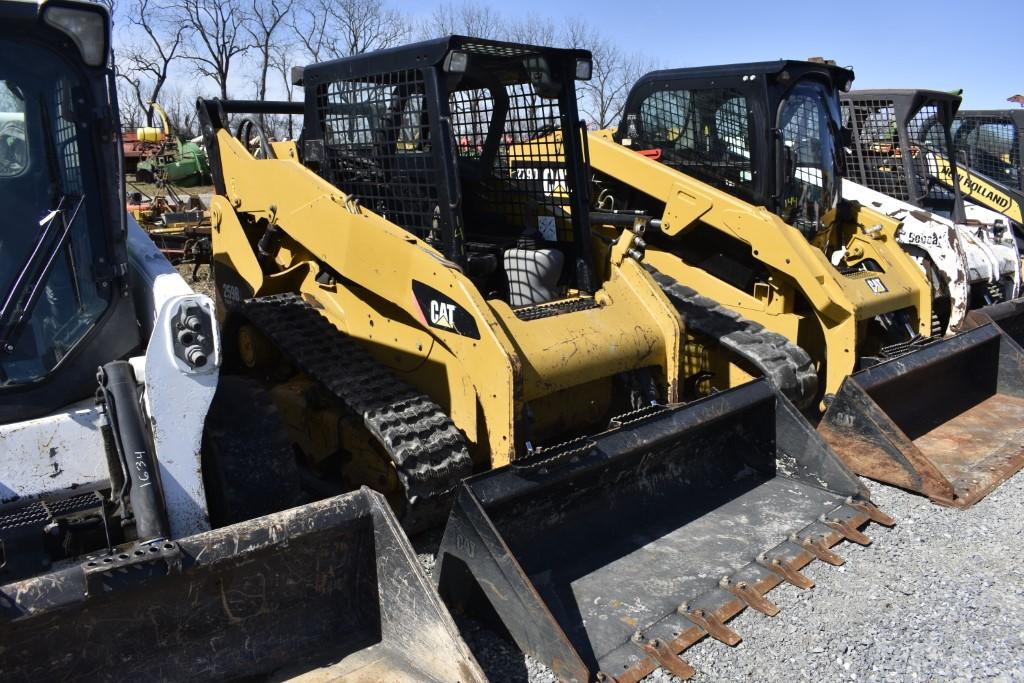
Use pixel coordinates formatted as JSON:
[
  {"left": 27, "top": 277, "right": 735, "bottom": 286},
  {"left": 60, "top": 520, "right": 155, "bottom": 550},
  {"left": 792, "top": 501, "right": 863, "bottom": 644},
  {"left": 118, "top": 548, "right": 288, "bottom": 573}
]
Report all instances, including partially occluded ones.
[
  {"left": 558, "top": 60, "right": 1024, "bottom": 509},
  {"left": 201, "top": 38, "right": 893, "bottom": 681}
]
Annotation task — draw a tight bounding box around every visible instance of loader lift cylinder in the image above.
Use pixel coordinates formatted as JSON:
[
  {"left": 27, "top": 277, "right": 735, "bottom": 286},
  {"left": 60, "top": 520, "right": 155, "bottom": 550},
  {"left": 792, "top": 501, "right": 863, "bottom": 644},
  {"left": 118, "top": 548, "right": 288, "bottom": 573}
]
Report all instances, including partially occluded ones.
[{"left": 98, "top": 360, "right": 170, "bottom": 543}]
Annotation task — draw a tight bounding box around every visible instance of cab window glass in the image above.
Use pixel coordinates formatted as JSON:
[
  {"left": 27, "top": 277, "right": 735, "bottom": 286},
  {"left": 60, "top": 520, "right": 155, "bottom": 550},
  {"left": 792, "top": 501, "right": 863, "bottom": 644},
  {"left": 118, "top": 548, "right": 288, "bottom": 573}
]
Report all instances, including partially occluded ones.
[
  {"left": 0, "top": 80, "right": 27, "bottom": 177},
  {"left": 777, "top": 82, "right": 840, "bottom": 232},
  {"left": 0, "top": 45, "right": 110, "bottom": 386},
  {"left": 638, "top": 87, "right": 754, "bottom": 193}
]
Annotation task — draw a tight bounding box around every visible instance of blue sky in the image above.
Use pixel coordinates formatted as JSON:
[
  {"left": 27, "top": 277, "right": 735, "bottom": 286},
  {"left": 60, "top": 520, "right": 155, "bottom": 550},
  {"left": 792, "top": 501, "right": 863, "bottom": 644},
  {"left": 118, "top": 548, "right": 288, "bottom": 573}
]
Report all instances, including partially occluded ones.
[{"left": 396, "top": 0, "right": 1024, "bottom": 109}]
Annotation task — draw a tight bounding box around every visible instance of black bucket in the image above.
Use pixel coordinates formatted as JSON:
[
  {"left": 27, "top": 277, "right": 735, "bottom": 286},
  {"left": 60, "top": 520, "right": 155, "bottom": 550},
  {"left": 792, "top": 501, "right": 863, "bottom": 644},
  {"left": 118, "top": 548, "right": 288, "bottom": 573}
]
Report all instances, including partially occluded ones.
[
  {"left": 0, "top": 488, "right": 484, "bottom": 682},
  {"left": 965, "top": 298, "right": 1024, "bottom": 350},
  {"left": 435, "top": 380, "right": 892, "bottom": 682}
]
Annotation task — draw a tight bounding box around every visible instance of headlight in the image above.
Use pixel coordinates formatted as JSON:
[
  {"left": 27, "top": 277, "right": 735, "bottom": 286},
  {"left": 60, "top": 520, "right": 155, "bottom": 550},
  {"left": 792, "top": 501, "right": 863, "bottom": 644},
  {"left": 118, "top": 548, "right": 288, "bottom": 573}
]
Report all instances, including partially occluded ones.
[
  {"left": 575, "top": 58, "right": 593, "bottom": 81},
  {"left": 44, "top": 5, "right": 109, "bottom": 67},
  {"left": 444, "top": 51, "right": 469, "bottom": 74}
]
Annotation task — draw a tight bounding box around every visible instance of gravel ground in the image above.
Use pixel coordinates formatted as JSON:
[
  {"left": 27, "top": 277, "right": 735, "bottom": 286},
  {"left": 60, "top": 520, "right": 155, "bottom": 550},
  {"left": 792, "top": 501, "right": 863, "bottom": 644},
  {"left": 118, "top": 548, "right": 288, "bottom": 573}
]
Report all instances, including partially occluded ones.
[{"left": 450, "top": 471, "right": 1024, "bottom": 682}]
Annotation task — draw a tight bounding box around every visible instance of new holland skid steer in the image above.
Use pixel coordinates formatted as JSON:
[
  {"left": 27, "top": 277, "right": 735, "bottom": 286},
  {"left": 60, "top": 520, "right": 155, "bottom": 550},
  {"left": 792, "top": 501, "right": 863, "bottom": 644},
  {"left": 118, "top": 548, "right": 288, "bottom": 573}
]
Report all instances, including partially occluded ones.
[
  {"left": 948, "top": 107, "right": 1024, "bottom": 345},
  {"left": 203, "top": 36, "right": 894, "bottom": 681},
  {"left": 953, "top": 108, "right": 1024, "bottom": 203},
  {"left": 942, "top": 105, "right": 1024, "bottom": 230},
  {"left": 0, "top": 3, "right": 482, "bottom": 680},
  {"left": 567, "top": 60, "right": 1024, "bottom": 508},
  {"left": 840, "top": 89, "right": 1022, "bottom": 331}
]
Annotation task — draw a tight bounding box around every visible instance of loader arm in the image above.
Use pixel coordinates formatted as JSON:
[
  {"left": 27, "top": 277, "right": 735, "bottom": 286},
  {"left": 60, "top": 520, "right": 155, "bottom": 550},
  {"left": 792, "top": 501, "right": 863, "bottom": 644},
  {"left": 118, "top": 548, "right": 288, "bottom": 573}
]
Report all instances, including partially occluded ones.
[
  {"left": 587, "top": 130, "right": 932, "bottom": 396},
  {"left": 208, "top": 126, "right": 521, "bottom": 464}
]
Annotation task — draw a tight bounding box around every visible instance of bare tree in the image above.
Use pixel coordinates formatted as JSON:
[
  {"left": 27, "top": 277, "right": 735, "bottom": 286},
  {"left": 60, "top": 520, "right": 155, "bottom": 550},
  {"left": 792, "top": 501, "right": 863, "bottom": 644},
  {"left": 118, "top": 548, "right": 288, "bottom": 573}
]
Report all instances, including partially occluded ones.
[
  {"left": 505, "top": 13, "right": 556, "bottom": 46},
  {"left": 289, "top": 0, "right": 409, "bottom": 64},
  {"left": 247, "top": 0, "right": 293, "bottom": 102},
  {"left": 326, "top": 0, "right": 409, "bottom": 55},
  {"left": 564, "top": 19, "right": 651, "bottom": 129},
  {"left": 115, "top": 0, "right": 185, "bottom": 125},
  {"left": 160, "top": 86, "right": 203, "bottom": 138},
  {"left": 421, "top": 1, "right": 505, "bottom": 39},
  {"left": 286, "top": 0, "right": 330, "bottom": 63},
  {"left": 116, "top": 85, "right": 144, "bottom": 129},
  {"left": 177, "top": 0, "right": 251, "bottom": 99},
  {"left": 269, "top": 42, "right": 301, "bottom": 138}
]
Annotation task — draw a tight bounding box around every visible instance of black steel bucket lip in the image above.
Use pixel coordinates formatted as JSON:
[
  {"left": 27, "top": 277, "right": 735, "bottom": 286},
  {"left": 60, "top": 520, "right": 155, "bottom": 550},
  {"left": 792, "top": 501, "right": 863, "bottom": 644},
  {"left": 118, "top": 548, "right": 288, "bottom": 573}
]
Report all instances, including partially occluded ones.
[
  {"left": 594, "top": 497, "right": 885, "bottom": 681},
  {"left": 0, "top": 489, "right": 382, "bottom": 620},
  {"left": 847, "top": 323, "right": 1003, "bottom": 390},
  {"left": 464, "top": 378, "right": 780, "bottom": 505}
]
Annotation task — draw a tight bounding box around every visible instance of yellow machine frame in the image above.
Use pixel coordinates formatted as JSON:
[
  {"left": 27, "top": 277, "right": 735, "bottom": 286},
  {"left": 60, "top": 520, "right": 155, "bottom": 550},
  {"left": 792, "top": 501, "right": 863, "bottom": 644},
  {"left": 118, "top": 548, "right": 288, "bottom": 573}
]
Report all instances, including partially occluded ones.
[
  {"left": 586, "top": 130, "right": 934, "bottom": 398},
  {"left": 211, "top": 135, "right": 683, "bottom": 469}
]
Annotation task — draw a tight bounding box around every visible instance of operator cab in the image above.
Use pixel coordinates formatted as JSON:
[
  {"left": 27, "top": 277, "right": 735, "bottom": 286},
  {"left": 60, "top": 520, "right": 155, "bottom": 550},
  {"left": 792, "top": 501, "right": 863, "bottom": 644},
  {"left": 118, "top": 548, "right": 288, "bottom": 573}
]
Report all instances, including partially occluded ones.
[
  {"left": 842, "top": 89, "right": 965, "bottom": 220},
  {"left": 294, "top": 36, "right": 596, "bottom": 309},
  {"left": 952, "top": 109, "right": 1023, "bottom": 192},
  {"left": 0, "top": 0, "right": 138, "bottom": 422},
  {"left": 617, "top": 59, "right": 853, "bottom": 241}
]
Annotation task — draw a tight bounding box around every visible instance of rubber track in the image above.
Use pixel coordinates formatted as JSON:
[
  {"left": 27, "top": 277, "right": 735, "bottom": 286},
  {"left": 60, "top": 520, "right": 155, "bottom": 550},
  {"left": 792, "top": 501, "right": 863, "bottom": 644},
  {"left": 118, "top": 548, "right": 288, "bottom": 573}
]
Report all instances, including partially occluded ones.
[
  {"left": 240, "top": 293, "right": 473, "bottom": 532},
  {"left": 644, "top": 265, "right": 819, "bottom": 410}
]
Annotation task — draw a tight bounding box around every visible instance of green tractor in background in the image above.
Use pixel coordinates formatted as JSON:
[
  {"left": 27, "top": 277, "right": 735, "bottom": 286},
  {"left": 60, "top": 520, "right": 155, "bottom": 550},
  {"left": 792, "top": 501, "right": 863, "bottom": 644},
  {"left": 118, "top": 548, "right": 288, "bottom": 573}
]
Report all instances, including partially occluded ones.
[{"left": 134, "top": 101, "right": 211, "bottom": 186}]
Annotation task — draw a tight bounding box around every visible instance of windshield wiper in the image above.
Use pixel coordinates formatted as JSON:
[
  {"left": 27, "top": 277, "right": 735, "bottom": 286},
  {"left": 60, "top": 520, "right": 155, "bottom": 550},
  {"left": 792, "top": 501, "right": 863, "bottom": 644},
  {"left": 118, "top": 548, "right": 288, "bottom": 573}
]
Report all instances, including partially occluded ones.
[{"left": 0, "top": 193, "right": 85, "bottom": 354}]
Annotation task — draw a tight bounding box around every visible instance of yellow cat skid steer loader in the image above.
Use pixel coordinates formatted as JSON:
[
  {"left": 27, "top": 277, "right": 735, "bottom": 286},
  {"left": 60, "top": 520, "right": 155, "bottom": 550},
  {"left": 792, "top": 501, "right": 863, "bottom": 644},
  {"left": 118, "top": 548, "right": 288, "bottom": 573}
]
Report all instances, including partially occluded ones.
[
  {"left": 542, "top": 60, "right": 1024, "bottom": 508},
  {"left": 0, "top": 3, "right": 482, "bottom": 680},
  {"left": 201, "top": 37, "right": 892, "bottom": 681}
]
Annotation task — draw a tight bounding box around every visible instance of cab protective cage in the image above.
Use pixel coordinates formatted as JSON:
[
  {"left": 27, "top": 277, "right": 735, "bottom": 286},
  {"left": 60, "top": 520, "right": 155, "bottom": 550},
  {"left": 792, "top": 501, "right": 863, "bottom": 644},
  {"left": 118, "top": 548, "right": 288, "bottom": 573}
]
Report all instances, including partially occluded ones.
[
  {"left": 953, "top": 108, "right": 1024, "bottom": 193},
  {"left": 199, "top": 36, "right": 598, "bottom": 290},
  {"left": 615, "top": 59, "right": 854, "bottom": 220},
  {"left": 841, "top": 89, "right": 967, "bottom": 219}
]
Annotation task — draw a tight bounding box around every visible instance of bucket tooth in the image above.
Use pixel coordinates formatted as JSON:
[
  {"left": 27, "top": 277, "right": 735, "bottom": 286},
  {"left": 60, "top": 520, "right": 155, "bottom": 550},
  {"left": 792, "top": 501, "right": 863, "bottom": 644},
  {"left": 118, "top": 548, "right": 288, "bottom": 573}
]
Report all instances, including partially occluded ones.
[
  {"left": 821, "top": 513, "right": 872, "bottom": 545},
  {"left": 846, "top": 497, "right": 896, "bottom": 527},
  {"left": 719, "top": 576, "right": 780, "bottom": 616},
  {"left": 680, "top": 605, "right": 742, "bottom": 646},
  {"left": 638, "top": 638, "right": 696, "bottom": 680},
  {"left": 792, "top": 533, "right": 845, "bottom": 566},
  {"left": 757, "top": 552, "right": 815, "bottom": 589}
]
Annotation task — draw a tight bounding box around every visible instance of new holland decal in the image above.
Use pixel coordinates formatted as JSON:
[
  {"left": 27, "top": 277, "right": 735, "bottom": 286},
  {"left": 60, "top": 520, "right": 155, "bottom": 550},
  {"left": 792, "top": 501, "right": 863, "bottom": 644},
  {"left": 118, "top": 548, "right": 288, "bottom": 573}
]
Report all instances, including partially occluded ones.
[
  {"left": 934, "top": 156, "right": 1021, "bottom": 222},
  {"left": 412, "top": 281, "right": 481, "bottom": 339}
]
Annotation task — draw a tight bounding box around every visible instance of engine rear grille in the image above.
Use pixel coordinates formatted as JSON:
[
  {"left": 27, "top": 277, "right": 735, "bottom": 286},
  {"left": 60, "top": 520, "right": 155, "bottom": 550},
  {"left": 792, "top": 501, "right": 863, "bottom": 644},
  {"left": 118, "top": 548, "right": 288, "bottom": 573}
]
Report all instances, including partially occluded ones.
[{"left": 0, "top": 492, "right": 105, "bottom": 533}]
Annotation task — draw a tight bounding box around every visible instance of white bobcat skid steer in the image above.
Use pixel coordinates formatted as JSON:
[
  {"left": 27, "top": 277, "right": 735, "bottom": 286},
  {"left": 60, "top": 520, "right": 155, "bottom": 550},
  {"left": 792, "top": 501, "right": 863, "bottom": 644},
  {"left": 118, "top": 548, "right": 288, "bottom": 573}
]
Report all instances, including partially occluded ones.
[
  {"left": 0, "top": 3, "right": 484, "bottom": 680},
  {"left": 843, "top": 179, "right": 1020, "bottom": 334}
]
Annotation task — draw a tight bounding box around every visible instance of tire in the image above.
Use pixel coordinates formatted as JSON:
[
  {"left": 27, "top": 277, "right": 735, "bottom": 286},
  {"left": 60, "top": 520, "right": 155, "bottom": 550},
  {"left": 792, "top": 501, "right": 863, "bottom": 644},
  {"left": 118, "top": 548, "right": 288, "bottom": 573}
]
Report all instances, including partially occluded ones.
[{"left": 201, "top": 375, "right": 302, "bottom": 527}]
